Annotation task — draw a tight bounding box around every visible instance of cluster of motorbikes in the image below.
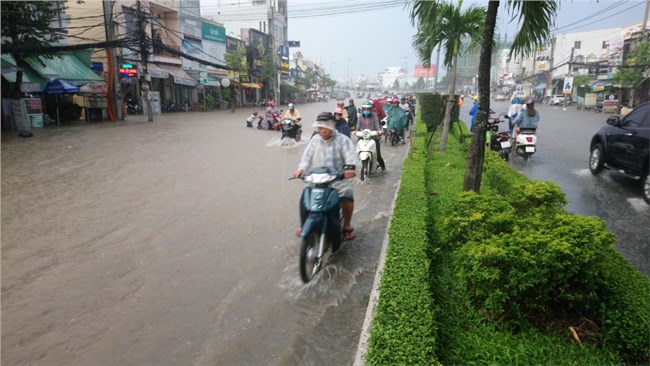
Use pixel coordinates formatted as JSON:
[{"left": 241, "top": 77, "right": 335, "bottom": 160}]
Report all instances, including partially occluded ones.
[
  {"left": 486, "top": 111, "right": 537, "bottom": 161},
  {"left": 291, "top": 104, "right": 415, "bottom": 283}
]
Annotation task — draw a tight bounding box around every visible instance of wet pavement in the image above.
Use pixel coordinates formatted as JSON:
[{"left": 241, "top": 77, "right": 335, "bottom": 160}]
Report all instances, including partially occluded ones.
[
  {"left": 462, "top": 100, "right": 649, "bottom": 277},
  {"left": 1, "top": 103, "right": 409, "bottom": 365}
]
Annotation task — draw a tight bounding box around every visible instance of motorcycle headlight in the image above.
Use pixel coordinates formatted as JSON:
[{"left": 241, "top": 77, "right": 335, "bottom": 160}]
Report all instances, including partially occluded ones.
[{"left": 362, "top": 130, "right": 371, "bottom": 139}]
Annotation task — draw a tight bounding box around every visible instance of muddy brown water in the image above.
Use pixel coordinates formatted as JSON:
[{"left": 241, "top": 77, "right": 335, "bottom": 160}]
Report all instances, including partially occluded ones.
[{"left": 2, "top": 103, "right": 408, "bottom": 365}]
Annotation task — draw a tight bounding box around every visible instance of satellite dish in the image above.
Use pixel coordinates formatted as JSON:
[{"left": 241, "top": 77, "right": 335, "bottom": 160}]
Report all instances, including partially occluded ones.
[{"left": 221, "top": 78, "right": 231, "bottom": 88}]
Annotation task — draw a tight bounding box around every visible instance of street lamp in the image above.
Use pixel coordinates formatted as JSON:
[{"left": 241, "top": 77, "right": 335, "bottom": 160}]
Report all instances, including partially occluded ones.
[{"left": 347, "top": 58, "right": 355, "bottom": 88}]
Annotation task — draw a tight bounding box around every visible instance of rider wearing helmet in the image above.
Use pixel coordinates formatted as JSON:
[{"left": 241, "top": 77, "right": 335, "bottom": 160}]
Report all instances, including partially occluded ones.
[
  {"left": 336, "top": 100, "right": 349, "bottom": 122},
  {"left": 356, "top": 101, "right": 386, "bottom": 170},
  {"left": 514, "top": 99, "right": 539, "bottom": 138},
  {"left": 386, "top": 97, "right": 407, "bottom": 144},
  {"left": 333, "top": 107, "right": 351, "bottom": 138},
  {"left": 284, "top": 103, "right": 302, "bottom": 123}
]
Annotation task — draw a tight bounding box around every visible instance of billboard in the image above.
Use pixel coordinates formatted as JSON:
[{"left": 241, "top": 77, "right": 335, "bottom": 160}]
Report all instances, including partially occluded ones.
[
  {"left": 247, "top": 29, "right": 269, "bottom": 71},
  {"left": 414, "top": 64, "right": 436, "bottom": 78},
  {"left": 201, "top": 22, "right": 226, "bottom": 70}
]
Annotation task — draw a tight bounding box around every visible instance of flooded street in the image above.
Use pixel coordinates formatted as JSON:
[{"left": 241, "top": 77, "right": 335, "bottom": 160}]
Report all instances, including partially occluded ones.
[{"left": 1, "top": 102, "right": 409, "bottom": 365}]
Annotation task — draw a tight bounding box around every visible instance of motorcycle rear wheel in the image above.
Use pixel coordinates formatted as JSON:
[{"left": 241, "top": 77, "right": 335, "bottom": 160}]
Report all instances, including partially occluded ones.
[
  {"left": 300, "top": 231, "right": 324, "bottom": 283},
  {"left": 391, "top": 133, "right": 397, "bottom": 146}
]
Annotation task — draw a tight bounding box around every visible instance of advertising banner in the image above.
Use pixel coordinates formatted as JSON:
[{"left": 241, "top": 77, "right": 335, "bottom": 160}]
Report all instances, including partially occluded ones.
[
  {"left": 414, "top": 64, "right": 436, "bottom": 78},
  {"left": 563, "top": 76, "right": 574, "bottom": 94},
  {"left": 247, "top": 29, "right": 268, "bottom": 70},
  {"left": 182, "top": 39, "right": 202, "bottom": 71}
]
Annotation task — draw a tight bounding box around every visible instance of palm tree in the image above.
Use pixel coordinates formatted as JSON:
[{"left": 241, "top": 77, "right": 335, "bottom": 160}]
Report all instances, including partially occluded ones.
[
  {"left": 411, "top": 0, "right": 485, "bottom": 152},
  {"left": 463, "top": 1, "right": 557, "bottom": 192}
]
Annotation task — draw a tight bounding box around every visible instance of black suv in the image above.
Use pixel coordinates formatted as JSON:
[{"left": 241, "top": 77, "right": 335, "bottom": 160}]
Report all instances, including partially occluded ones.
[{"left": 589, "top": 102, "right": 649, "bottom": 203}]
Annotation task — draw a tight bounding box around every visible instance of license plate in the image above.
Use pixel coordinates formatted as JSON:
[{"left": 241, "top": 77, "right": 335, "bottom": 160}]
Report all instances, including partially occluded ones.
[
  {"left": 500, "top": 141, "right": 511, "bottom": 148},
  {"left": 525, "top": 146, "right": 535, "bottom": 153}
]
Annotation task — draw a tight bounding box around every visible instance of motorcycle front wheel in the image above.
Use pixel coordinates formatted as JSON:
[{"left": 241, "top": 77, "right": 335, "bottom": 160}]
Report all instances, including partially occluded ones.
[
  {"left": 360, "top": 159, "right": 369, "bottom": 181},
  {"left": 295, "top": 130, "right": 302, "bottom": 142},
  {"left": 300, "top": 231, "right": 324, "bottom": 283}
]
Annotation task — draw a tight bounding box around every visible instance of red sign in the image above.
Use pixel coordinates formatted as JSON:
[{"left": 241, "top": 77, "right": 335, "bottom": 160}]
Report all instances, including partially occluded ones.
[
  {"left": 414, "top": 64, "right": 436, "bottom": 78},
  {"left": 119, "top": 68, "right": 138, "bottom": 77}
]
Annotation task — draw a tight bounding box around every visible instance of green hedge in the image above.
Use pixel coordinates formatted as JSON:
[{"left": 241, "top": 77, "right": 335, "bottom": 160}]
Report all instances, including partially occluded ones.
[
  {"left": 366, "top": 110, "right": 439, "bottom": 366},
  {"left": 417, "top": 93, "right": 460, "bottom": 133},
  {"left": 365, "top": 113, "right": 649, "bottom": 364}
]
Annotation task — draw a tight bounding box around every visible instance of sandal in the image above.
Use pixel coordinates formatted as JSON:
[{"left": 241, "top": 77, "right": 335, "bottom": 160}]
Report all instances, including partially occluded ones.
[{"left": 342, "top": 228, "right": 357, "bottom": 241}]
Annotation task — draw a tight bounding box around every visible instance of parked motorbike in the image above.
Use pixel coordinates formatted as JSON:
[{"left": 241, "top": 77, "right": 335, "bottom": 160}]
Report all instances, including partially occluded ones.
[
  {"left": 280, "top": 118, "right": 302, "bottom": 142},
  {"left": 162, "top": 99, "right": 177, "bottom": 113},
  {"left": 293, "top": 167, "right": 344, "bottom": 283},
  {"left": 355, "top": 129, "right": 379, "bottom": 181},
  {"left": 488, "top": 114, "right": 511, "bottom": 161},
  {"left": 594, "top": 101, "right": 603, "bottom": 113},
  {"left": 126, "top": 98, "right": 138, "bottom": 115}
]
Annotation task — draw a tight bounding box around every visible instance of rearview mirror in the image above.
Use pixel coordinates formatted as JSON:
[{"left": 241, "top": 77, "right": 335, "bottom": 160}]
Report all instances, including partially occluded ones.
[{"left": 606, "top": 116, "right": 620, "bottom": 126}]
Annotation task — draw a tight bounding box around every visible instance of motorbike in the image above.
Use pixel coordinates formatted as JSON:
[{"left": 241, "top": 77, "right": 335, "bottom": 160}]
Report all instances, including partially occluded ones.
[
  {"left": 488, "top": 114, "right": 512, "bottom": 161},
  {"left": 511, "top": 128, "right": 537, "bottom": 161},
  {"left": 126, "top": 98, "right": 138, "bottom": 115},
  {"left": 162, "top": 99, "right": 177, "bottom": 113},
  {"left": 294, "top": 167, "right": 344, "bottom": 283},
  {"left": 594, "top": 101, "right": 603, "bottom": 113},
  {"left": 355, "top": 129, "right": 379, "bottom": 181},
  {"left": 280, "top": 118, "right": 302, "bottom": 142}
]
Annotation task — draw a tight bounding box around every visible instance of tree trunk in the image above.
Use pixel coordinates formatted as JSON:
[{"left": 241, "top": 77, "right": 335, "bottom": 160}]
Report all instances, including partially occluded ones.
[
  {"left": 462, "top": 1, "right": 499, "bottom": 193},
  {"left": 12, "top": 53, "right": 24, "bottom": 100},
  {"left": 438, "top": 49, "right": 459, "bottom": 152}
]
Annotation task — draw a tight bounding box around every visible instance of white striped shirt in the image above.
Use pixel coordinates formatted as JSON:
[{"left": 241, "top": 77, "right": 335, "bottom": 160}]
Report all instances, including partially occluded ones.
[{"left": 298, "top": 131, "right": 358, "bottom": 173}]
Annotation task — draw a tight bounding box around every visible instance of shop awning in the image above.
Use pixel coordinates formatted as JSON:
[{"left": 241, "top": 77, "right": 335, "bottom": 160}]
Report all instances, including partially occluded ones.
[
  {"left": 152, "top": 64, "right": 196, "bottom": 86},
  {"left": 24, "top": 54, "right": 102, "bottom": 84},
  {"left": 1, "top": 54, "right": 49, "bottom": 92},
  {"left": 242, "top": 83, "right": 261, "bottom": 89}
]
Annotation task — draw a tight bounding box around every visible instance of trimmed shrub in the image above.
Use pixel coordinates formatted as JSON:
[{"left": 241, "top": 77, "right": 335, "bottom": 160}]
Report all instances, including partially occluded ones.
[
  {"left": 598, "top": 254, "right": 650, "bottom": 364},
  {"left": 419, "top": 93, "right": 443, "bottom": 132}
]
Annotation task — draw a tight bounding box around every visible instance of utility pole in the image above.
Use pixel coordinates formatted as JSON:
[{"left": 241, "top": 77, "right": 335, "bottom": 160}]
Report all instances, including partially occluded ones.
[
  {"left": 346, "top": 58, "right": 354, "bottom": 89},
  {"left": 433, "top": 47, "right": 441, "bottom": 92},
  {"left": 643, "top": 0, "right": 649, "bottom": 40},
  {"left": 563, "top": 46, "right": 574, "bottom": 110},
  {"left": 136, "top": 0, "right": 153, "bottom": 121},
  {"left": 103, "top": 1, "right": 121, "bottom": 121},
  {"left": 546, "top": 36, "right": 555, "bottom": 100}
]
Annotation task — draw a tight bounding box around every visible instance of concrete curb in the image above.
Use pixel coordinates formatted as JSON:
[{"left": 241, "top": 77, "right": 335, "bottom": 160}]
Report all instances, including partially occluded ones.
[{"left": 352, "top": 144, "right": 408, "bottom": 366}]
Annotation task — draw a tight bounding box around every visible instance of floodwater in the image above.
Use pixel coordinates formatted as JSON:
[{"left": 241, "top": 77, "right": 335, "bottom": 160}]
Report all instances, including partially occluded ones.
[{"left": 1, "top": 102, "right": 409, "bottom": 365}]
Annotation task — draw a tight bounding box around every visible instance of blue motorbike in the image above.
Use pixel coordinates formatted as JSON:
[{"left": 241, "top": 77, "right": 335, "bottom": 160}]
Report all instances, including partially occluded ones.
[{"left": 294, "top": 167, "right": 343, "bottom": 283}]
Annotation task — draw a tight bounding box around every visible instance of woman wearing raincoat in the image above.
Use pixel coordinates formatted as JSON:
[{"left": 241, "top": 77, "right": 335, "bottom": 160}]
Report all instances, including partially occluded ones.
[{"left": 385, "top": 97, "right": 407, "bottom": 144}]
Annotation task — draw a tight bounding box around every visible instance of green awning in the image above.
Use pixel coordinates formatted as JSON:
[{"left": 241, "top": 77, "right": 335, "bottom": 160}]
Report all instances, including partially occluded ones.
[
  {"left": 1, "top": 54, "right": 48, "bottom": 91},
  {"left": 25, "top": 54, "right": 102, "bottom": 84}
]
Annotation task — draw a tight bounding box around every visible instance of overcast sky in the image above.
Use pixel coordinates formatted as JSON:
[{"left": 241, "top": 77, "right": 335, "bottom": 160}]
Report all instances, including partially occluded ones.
[{"left": 287, "top": 0, "right": 648, "bottom": 82}]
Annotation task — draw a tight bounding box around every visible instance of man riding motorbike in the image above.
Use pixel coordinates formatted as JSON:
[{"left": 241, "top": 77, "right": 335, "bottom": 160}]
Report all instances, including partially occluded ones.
[
  {"left": 284, "top": 103, "right": 302, "bottom": 123},
  {"left": 293, "top": 112, "right": 358, "bottom": 245}
]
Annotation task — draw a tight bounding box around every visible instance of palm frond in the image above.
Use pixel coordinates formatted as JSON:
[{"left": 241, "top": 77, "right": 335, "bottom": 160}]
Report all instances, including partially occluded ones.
[{"left": 507, "top": 0, "right": 558, "bottom": 58}]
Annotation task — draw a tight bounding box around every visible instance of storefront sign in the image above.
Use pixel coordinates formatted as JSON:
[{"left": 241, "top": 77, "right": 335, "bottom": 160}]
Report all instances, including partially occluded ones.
[
  {"left": 202, "top": 22, "right": 226, "bottom": 44},
  {"left": 119, "top": 64, "right": 138, "bottom": 77}
]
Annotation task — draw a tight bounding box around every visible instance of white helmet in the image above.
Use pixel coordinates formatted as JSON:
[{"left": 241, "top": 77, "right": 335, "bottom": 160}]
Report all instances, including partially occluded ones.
[{"left": 288, "top": 103, "right": 295, "bottom": 109}]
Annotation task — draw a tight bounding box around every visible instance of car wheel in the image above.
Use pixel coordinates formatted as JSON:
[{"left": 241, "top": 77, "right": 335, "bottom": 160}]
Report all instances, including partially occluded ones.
[
  {"left": 643, "top": 172, "right": 649, "bottom": 204},
  {"left": 589, "top": 143, "right": 604, "bottom": 174}
]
